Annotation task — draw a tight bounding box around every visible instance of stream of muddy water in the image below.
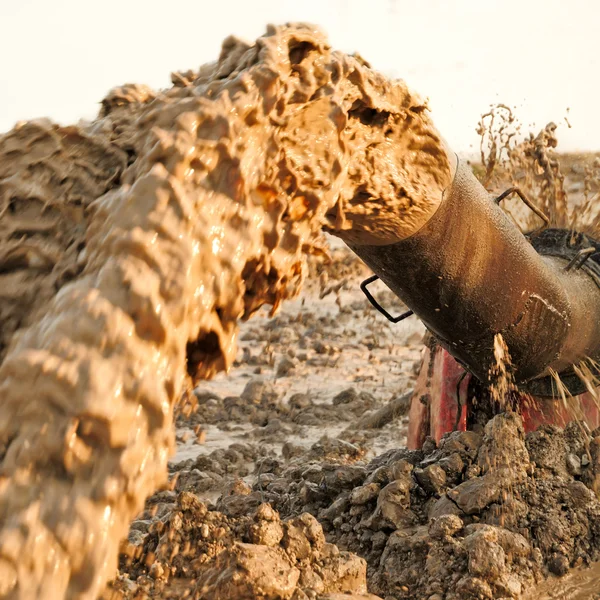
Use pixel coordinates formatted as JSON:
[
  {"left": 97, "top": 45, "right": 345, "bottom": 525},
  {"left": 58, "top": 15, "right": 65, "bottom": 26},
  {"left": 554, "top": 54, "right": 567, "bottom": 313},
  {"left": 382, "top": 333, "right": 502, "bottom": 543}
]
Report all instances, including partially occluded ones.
[{"left": 0, "top": 22, "right": 452, "bottom": 598}]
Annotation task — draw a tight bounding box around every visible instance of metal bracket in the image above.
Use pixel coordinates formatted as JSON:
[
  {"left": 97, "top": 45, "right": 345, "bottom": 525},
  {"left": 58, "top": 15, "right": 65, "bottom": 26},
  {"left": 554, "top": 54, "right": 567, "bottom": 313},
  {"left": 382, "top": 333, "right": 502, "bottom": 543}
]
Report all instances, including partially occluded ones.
[
  {"left": 494, "top": 186, "right": 550, "bottom": 235},
  {"left": 565, "top": 247, "right": 597, "bottom": 272},
  {"left": 360, "top": 275, "right": 414, "bottom": 323}
]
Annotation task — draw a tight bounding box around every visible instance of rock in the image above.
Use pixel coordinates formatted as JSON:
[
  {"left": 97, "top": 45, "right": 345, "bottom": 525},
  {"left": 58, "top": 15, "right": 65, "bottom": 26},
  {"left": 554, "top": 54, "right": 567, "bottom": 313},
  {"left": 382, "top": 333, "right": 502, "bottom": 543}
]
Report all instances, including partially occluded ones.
[
  {"left": 289, "top": 393, "right": 312, "bottom": 411},
  {"left": 364, "top": 466, "right": 391, "bottom": 486},
  {"left": 495, "top": 574, "right": 522, "bottom": 598},
  {"left": 414, "top": 464, "right": 447, "bottom": 495},
  {"left": 455, "top": 576, "right": 493, "bottom": 599},
  {"left": 428, "top": 494, "right": 464, "bottom": 520},
  {"left": 566, "top": 453, "right": 582, "bottom": 476},
  {"left": 350, "top": 483, "right": 380, "bottom": 505},
  {"left": 323, "top": 466, "right": 366, "bottom": 491},
  {"left": 428, "top": 514, "right": 464, "bottom": 540},
  {"left": 311, "top": 439, "right": 362, "bottom": 462},
  {"left": 298, "top": 566, "right": 325, "bottom": 594},
  {"left": 374, "top": 478, "right": 412, "bottom": 529},
  {"left": 177, "top": 491, "right": 207, "bottom": 514},
  {"left": 390, "top": 459, "right": 414, "bottom": 480},
  {"left": 129, "top": 518, "right": 151, "bottom": 533},
  {"left": 320, "top": 552, "right": 368, "bottom": 594},
  {"left": 568, "top": 480, "right": 596, "bottom": 509},
  {"left": 255, "top": 503, "right": 279, "bottom": 521},
  {"left": 197, "top": 542, "right": 300, "bottom": 599},
  {"left": 314, "top": 340, "right": 333, "bottom": 355},
  {"left": 332, "top": 388, "right": 359, "bottom": 405},
  {"left": 464, "top": 528, "right": 506, "bottom": 581},
  {"left": 447, "top": 474, "right": 501, "bottom": 515},
  {"left": 320, "top": 494, "right": 351, "bottom": 521},
  {"left": 248, "top": 505, "right": 284, "bottom": 547},
  {"left": 283, "top": 442, "right": 306, "bottom": 459},
  {"left": 464, "top": 464, "right": 481, "bottom": 479},
  {"left": 422, "top": 437, "right": 437, "bottom": 454},
  {"left": 223, "top": 478, "right": 252, "bottom": 496},
  {"left": 283, "top": 514, "right": 326, "bottom": 560},
  {"left": 261, "top": 417, "right": 293, "bottom": 438},
  {"left": 300, "top": 481, "right": 328, "bottom": 504},
  {"left": 276, "top": 356, "right": 296, "bottom": 378},
  {"left": 241, "top": 379, "right": 278, "bottom": 404},
  {"left": 464, "top": 524, "right": 530, "bottom": 564},
  {"left": 321, "top": 543, "right": 340, "bottom": 559},
  {"left": 437, "top": 452, "right": 465, "bottom": 483},
  {"left": 295, "top": 513, "right": 326, "bottom": 551},
  {"left": 218, "top": 491, "right": 263, "bottom": 518},
  {"left": 148, "top": 561, "right": 166, "bottom": 580},
  {"left": 126, "top": 529, "right": 146, "bottom": 547},
  {"left": 548, "top": 553, "right": 570, "bottom": 576}
]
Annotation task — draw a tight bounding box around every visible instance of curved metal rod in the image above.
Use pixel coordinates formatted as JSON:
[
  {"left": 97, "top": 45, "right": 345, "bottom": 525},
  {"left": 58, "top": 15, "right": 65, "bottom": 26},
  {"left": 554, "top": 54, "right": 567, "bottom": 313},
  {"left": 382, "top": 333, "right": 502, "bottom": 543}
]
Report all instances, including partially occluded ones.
[
  {"left": 495, "top": 186, "right": 550, "bottom": 235},
  {"left": 565, "top": 247, "right": 596, "bottom": 272},
  {"left": 360, "top": 275, "right": 414, "bottom": 323}
]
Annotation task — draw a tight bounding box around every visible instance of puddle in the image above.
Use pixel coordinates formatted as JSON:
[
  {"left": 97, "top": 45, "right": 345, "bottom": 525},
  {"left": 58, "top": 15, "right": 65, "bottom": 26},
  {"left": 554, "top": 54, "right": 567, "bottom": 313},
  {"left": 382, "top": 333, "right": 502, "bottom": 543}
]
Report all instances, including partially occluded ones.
[{"left": 527, "top": 563, "right": 600, "bottom": 599}]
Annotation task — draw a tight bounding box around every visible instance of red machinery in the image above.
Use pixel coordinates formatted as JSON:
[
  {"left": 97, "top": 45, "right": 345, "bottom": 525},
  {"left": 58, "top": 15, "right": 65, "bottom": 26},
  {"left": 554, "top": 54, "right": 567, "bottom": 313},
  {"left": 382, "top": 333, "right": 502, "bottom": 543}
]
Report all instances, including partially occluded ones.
[{"left": 406, "top": 343, "right": 599, "bottom": 449}]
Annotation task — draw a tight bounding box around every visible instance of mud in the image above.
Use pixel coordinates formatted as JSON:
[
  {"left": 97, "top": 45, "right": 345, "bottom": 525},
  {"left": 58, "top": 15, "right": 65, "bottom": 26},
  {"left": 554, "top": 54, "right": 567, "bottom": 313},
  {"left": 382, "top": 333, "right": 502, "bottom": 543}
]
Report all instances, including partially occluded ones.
[
  {"left": 475, "top": 104, "right": 600, "bottom": 238},
  {"left": 101, "top": 229, "right": 600, "bottom": 600},
  {"left": 104, "top": 496, "right": 373, "bottom": 600},
  {"left": 0, "top": 120, "right": 126, "bottom": 361},
  {"left": 0, "top": 23, "right": 451, "bottom": 599},
  {"left": 104, "top": 395, "right": 600, "bottom": 599},
  {"left": 103, "top": 251, "right": 600, "bottom": 600}
]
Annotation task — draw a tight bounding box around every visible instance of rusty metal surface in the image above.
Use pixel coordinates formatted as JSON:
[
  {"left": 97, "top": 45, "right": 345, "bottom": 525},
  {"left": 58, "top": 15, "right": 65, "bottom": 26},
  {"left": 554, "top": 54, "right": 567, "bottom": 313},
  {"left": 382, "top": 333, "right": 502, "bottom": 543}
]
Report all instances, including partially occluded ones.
[{"left": 348, "top": 160, "right": 600, "bottom": 397}]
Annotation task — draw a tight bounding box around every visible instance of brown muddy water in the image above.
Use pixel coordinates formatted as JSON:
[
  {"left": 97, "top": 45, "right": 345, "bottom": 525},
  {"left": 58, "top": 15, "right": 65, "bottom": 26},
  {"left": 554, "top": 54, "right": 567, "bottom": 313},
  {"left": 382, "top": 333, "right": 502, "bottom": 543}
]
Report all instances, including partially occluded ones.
[{"left": 527, "top": 563, "right": 600, "bottom": 599}]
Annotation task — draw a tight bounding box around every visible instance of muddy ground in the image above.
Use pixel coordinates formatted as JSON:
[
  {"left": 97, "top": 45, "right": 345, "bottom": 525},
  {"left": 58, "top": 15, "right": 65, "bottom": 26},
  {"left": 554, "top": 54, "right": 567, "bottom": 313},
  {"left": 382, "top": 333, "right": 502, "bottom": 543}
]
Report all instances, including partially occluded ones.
[{"left": 101, "top": 154, "right": 600, "bottom": 600}]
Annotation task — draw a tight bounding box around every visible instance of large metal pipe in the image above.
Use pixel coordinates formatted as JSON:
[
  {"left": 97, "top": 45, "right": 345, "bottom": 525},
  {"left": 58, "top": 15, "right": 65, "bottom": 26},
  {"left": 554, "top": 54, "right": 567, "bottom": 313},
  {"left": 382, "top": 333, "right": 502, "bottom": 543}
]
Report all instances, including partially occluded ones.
[{"left": 348, "top": 158, "right": 600, "bottom": 397}]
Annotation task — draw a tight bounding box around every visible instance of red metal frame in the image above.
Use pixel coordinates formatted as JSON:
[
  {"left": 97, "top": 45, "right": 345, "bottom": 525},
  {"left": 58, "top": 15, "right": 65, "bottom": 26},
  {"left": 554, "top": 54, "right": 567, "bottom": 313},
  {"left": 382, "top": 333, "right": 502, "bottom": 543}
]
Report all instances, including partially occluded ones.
[{"left": 408, "top": 345, "right": 600, "bottom": 450}]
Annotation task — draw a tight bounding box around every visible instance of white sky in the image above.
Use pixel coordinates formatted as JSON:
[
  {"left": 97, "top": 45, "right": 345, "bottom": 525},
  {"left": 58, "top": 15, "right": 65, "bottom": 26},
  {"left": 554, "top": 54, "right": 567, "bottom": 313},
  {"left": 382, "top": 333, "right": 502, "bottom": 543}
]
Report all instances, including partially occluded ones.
[{"left": 1, "top": 0, "right": 599, "bottom": 152}]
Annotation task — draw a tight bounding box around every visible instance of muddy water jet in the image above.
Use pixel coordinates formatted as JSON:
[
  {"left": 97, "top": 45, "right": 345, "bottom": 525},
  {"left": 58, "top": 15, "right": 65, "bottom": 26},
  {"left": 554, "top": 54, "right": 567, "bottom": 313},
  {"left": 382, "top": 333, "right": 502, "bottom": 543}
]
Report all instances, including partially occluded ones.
[{"left": 0, "top": 23, "right": 454, "bottom": 599}]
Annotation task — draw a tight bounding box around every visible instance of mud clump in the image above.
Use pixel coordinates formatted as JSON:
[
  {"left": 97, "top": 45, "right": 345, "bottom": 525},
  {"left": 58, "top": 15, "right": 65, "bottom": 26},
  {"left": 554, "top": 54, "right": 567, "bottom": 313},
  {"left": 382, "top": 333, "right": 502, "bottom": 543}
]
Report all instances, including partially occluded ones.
[
  {"left": 103, "top": 496, "right": 373, "bottom": 600},
  {"left": 231, "top": 412, "right": 600, "bottom": 599},
  {"left": 188, "top": 379, "right": 382, "bottom": 432}
]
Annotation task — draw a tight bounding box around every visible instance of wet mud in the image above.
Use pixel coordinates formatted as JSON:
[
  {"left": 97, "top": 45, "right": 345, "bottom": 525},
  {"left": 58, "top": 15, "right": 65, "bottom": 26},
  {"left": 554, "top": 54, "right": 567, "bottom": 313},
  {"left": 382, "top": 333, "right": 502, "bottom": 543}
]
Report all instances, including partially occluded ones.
[
  {"left": 0, "top": 121, "right": 126, "bottom": 362},
  {"left": 104, "top": 383, "right": 600, "bottom": 600}
]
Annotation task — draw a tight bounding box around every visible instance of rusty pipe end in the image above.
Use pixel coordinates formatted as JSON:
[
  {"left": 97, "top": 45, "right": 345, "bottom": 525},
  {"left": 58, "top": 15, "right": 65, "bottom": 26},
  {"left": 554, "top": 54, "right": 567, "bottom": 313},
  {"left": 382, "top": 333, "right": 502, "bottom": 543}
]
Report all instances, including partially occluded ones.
[
  {"left": 345, "top": 158, "right": 600, "bottom": 398},
  {"left": 325, "top": 139, "right": 458, "bottom": 247}
]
